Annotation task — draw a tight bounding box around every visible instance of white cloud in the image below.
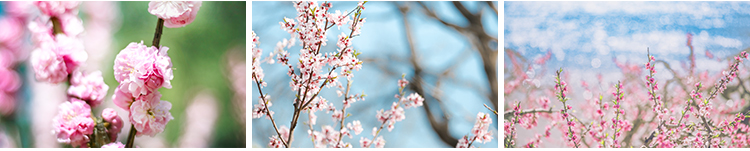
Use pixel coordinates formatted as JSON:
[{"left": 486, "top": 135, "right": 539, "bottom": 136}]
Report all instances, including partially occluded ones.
[{"left": 505, "top": 2, "right": 745, "bottom": 57}]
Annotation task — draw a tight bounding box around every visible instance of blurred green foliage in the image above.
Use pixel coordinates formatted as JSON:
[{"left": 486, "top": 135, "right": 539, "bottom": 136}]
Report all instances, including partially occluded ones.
[{"left": 103, "top": 1, "right": 246, "bottom": 147}]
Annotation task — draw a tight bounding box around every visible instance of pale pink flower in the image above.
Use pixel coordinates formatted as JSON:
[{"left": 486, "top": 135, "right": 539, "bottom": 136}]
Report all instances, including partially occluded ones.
[
  {"left": 113, "top": 41, "right": 173, "bottom": 98},
  {"left": 101, "top": 108, "right": 123, "bottom": 141},
  {"left": 359, "top": 137, "right": 371, "bottom": 148},
  {"left": 148, "top": 1, "right": 202, "bottom": 28},
  {"left": 332, "top": 110, "right": 343, "bottom": 122},
  {"left": 268, "top": 135, "right": 283, "bottom": 148},
  {"left": 456, "top": 136, "right": 469, "bottom": 148},
  {"left": 34, "top": 1, "right": 80, "bottom": 17},
  {"left": 473, "top": 112, "right": 493, "bottom": 143},
  {"left": 111, "top": 85, "right": 134, "bottom": 110},
  {"left": 129, "top": 92, "right": 174, "bottom": 137},
  {"left": 68, "top": 70, "right": 109, "bottom": 107},
  {"left": 373, "top": 136, "right": 385, "bottom": 148},
  {"left": 30, "top": 34, "right": 87, "bottom": 84},
  {"left": 56, "top": 13, "right": 84, "bottom": 36},
  {"left": 101, "top": 142, "right": 125, "bottom": 148},
  {"left": 30, "top": 46, "right": 67, "bottom": 84},
  {"left": 347, "top": 120, "right": 363, "bottom": 135},
  {"left": 402, "top": 93, "right": 424, "bottom": 108},
  {"left": 52, "top": 98, "right": 94, "bottom": 148}
]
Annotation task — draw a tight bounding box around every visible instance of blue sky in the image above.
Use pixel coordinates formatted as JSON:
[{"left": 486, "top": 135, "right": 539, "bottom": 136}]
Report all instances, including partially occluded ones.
[
  {"left": 252, "top": 1, "right": 498, "bottom": 148},
  {"left": 505, "top": 1, "right": 750, "bottom": 74}
]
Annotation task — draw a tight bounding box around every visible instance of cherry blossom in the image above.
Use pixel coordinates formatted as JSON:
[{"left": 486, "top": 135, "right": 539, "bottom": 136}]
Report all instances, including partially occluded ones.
[
  {"left": 34, "top": 1, "right": 80, "bottom": 17},
  {"left": 129, "top": 92, "right": 174, "bottom": 137},
  {"left": 148, "top": 1, "right": 202, "bottom": 28},
  {"left": 102, "top": 108, "right": 124, "bottom": 141},
  {"left": 68, "top": 70, "right": 109, "bottom": 107},
  {"left": 52, "top": 98, "right": 94, "bottom": 148},
  {"left": 101, "top": 142, "right": 125, "bottom": 148},
  {"left": 113, "top": 41, "right": 173, "bottom": 98}
]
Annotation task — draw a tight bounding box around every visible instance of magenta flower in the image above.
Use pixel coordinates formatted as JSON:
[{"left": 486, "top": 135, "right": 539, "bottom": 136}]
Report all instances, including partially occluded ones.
[
  {"left": 68, "top": 70, "right": 109, "bottom": 107},
  {"left": 34, "top": 1, "right": 80, "bottom": 17},
  {"left": 148, "top": 1, "right": 202, "bottom": 28},
  {"left": 101, "top": 142, "right": 125, "bottom": 148},
  {"left": 113, "top": 41, "right": 173, "bottom": 98},
  {"left": 101, "top": 108, "right": 123, "bottom": 141},
  {"left": 129, "top": 92, "right": 174, "bottom": 137},
  {"left": 52, "top": 98, "right": 94, "bottom": 148}
]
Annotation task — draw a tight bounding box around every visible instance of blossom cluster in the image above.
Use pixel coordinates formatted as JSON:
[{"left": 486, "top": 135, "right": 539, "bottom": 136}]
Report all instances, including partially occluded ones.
[
  {"left": 27, "top": 1, "right": 125, "bottom": 148},
  {"left": 504, "top": 45, "right": 750, "bottom": 148},
  {"left": 457, "top": 112, "right": 494, "bottom": 148},
  {"left": 111, "top": 41, "right": 174, "bottom": 137}
]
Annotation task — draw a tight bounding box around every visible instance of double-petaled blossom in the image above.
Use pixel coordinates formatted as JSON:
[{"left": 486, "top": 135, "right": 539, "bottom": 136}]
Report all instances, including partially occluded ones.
[
  {"left": 113, "top": 41, "right": 173, "bottom": 99},
  {"left": 29, "top": 34, "right": 87, "bottom": 84},
  {"left": 129, "top": 91, "right": 174, "bottom": 137},
  {"left": 148, "top": 1, "right": 202, "bottom": 28},
  {"left": 52, "top": 99, "right": 94, "bottom": 148},
  {"left": 101, "top": 142, "right": 125, "bottom": 148},
  {"left": 68, "top": 70, "right": 109, "bottom": 107},
  {"left": 34, "top": 1, "right": 79, "bottom": 17},
  {"left": 101, "top": 108, "right": 123, "bottom": 141}
]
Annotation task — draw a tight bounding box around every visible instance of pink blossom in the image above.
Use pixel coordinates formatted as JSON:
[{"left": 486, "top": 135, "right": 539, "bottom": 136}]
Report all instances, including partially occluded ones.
[
  {"left": 332, "top": 110, "right": 343, "bottom": 122},
  {"left": 113, "top": 41, "right": 173, "bottom": 98},
  {"left": 148, "top": 1, "right": 202, "bottom": 28},
  {"left": 373, "top": 136, "right": 385, "bottom": 148},
  {"left": 112, "top": 85, "right": 134, "bottom": 110},
  {"left": 52, "top": 98, "right": 94, "bottom": 148},
  {"left": 268, "top": 135, "right": 283, "bottom": 148},
  {"left": 129, "top": 92, "right": 174, "bottom": 137},
  {"left": 456, "top": 136, "right": 469, "bottom": 148},
  {"left": 101, "top": 142, "right": 124, "bottom": 148},
  {"left": 359, "top": 137, "right": 371, "bottom": 148},
  {"left": 402, "top": 93, "right": 424, "bottom": 108},
  {"left": 252, "top": 95, "right": 274, "bottom": 119},
  {"left": 347, "top": 120, "right": 363, "bottom": 135},
  {"left": 68, "top": 70, "right": 109, "bottom": 107},
  {"left": 101, "top": 108, "right": 123, "bottom": 141},
  {"left": 34, "top": 1, "right": 79, "bottom": 17},
  {"left": 30, "top": 34, "right": 88, "bottom": 84}
]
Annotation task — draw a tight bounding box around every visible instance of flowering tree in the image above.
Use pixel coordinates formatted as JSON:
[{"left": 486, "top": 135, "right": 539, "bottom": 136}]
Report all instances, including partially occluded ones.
[
  {"left": 20, "top": 1, "right": 202, "bottom": 148},
  {"left": 504, "top": 39, "right": 750, "bottom": 147},
  {"left": 252, "top": 1, "right": 496, "bottom": 148}
]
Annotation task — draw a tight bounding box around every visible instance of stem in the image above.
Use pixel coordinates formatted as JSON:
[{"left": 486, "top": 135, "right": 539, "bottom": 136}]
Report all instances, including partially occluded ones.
[
  {"left": 51, "top": 17, "right": 63, "bottom": 35},
  {"left": 254, "top": 74, "right": 288, "bottom": 148},
  {"left": 152, "top": 18, "right": 164, "bottom": 47},
  {"left": 125, "top": 125, "right": 136, "bottom": 148},
  {"left": 483, "top": 104, "right": 498, "bottom": 115},
  {"left": 335, "top": 80, "right": 353, "bottom": 147}
]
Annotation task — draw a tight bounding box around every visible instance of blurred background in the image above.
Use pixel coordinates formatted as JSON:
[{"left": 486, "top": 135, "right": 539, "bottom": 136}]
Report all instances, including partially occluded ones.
[
  {"left": 252, "top": 1, "right": 498, "bottom": 148},
  {"left": 0, "top": 1, "right": 246, "bottom": 148}
]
